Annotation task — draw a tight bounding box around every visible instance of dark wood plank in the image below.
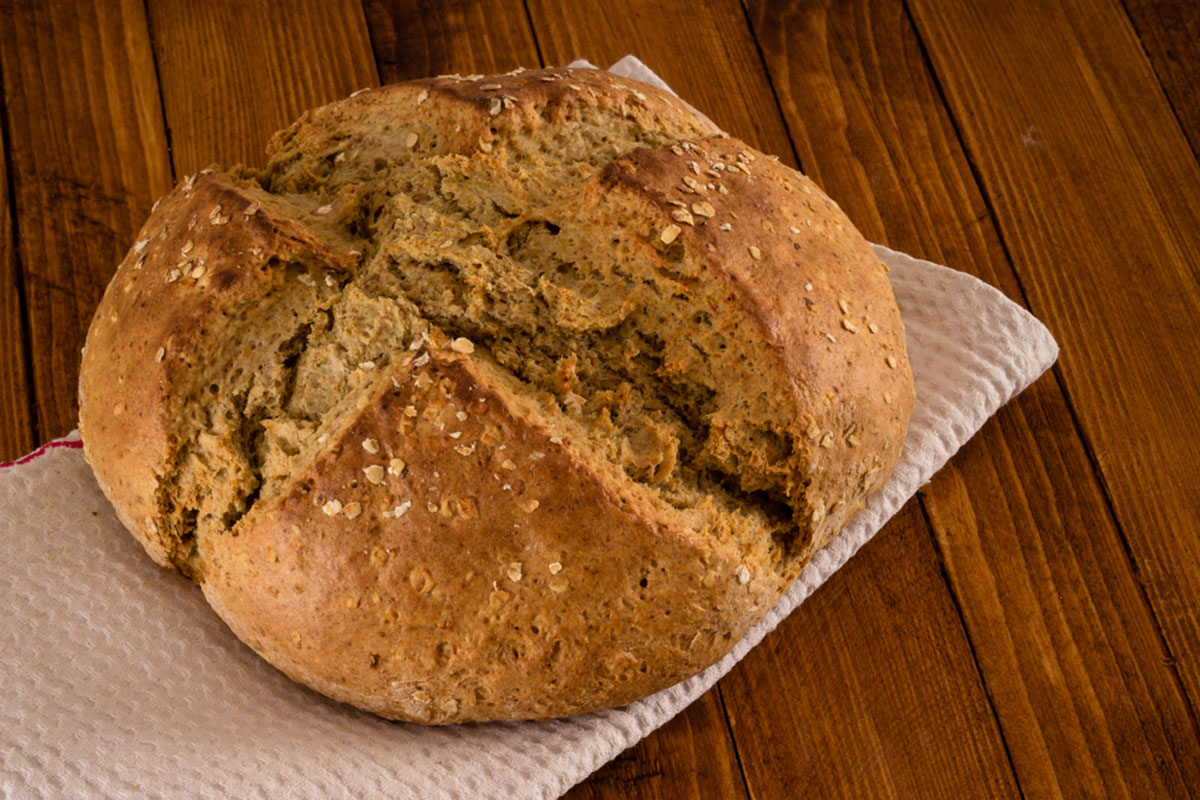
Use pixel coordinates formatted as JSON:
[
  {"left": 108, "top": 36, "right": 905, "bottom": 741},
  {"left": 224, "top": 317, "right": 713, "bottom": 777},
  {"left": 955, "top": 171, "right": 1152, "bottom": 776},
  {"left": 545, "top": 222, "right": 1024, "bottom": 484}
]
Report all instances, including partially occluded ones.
[
  {"left": 562, "top": 689, "right": 747, "bottom": 800},
  {"left": 908, "top": 0, "right": 1200, "bottom": 716},
  {"left": 746, "top": 0, "right": 1200, "bottom": 794},
  {"left": 0, "top": 106, "right": 35, "bottom": 460},
  {"left": 1122, "top": 0, "right": 1200, "bottom": 157},
  {"left": 362, "top": 5, "right": 750, "bottom": 796},
  {"left": 148, "top": 0, "right": 379, "bottom": 174},
  {"left": 524, "top": 1, "right": 1025, "bottom": 796},
  {"left": 364, "top": 0, "right": 540, "bottom": 82},
  {"left": 724, "top": 509, "right": 1020, "bottom": 798},
  {"left": 0, "top": 0, "right": 173, "bottom": 442}
]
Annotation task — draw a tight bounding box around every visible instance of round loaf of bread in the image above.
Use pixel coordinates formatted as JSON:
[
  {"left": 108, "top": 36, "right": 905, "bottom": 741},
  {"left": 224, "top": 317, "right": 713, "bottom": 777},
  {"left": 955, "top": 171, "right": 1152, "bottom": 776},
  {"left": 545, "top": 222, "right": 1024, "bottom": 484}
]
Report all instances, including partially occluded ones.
[{"left": 79, "top": 67, "right": 914, "bottom": 723}]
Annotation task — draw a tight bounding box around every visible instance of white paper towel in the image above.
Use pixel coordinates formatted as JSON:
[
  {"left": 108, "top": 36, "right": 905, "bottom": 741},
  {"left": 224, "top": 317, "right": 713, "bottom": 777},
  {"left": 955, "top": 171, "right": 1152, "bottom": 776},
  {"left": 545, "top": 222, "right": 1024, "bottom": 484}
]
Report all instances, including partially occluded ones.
[{"left": 0, "top": 58, "right": 1058, "bottom": 800}]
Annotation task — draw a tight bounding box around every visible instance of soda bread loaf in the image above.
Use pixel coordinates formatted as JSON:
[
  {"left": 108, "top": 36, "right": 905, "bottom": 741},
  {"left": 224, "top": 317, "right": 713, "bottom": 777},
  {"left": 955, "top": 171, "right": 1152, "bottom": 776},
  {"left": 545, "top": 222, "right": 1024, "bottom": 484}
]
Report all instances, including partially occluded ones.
[{"left": 78, "top": 67, "right": 914, "bottom": 723}]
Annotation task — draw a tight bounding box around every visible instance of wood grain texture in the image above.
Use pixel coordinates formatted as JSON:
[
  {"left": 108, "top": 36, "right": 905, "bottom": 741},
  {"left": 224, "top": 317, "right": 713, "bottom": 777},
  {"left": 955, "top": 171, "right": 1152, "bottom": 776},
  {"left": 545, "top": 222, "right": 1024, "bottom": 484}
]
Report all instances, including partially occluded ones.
[
  {"left": 148, "top": 0, "right": 379, "bottom": 174},
  {"left": 0, "top": 0, "right": 173, "bottom": 442},
  {"left": 525, "top": 1, "right": 1026, "bottom": 795},
  {"left": 1122, "top": 0, "right": 1200, "bottom": 156},
  {"left": 0, "top": 110, "right": 35, "bottom": 461},
  {"left": 746, "top": 0, "right": 1200, "bottom": 794},
  {"left": 562, "top": 691, "right": 747, "bottom": 800},
  {"left": 364, "top": 0, "right": 541, "bottom": 82},
  {"left": 908, "top": 0, "right": 1200, "bottom": 716},
  {"left": 525, "top": 0, "right": 797, "bottom": 167},
  {"left": 723, "top": 507, "right": 1021, "bottom": 799}
]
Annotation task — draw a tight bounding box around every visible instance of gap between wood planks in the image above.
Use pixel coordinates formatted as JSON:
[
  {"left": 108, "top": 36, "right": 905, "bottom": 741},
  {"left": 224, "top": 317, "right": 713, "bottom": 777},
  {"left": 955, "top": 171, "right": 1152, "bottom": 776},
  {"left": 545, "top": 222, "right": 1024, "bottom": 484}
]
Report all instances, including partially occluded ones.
[{"left": 0, "top": 69, "right": 39, "bottom": 460}]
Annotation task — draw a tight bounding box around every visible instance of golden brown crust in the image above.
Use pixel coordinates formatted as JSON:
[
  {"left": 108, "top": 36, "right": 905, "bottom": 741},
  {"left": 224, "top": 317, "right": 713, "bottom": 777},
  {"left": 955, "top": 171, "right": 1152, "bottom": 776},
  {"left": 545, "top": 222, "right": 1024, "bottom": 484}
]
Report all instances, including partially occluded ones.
[
  {"left": 598, "top": 137, "right": 913, "bottom": 548},
  {"left": 79, "top": 66, "right": 913, "bottom": 723},
  {"left": 79, "top": 174, "right": 356, "bottom": 566},
  {"left": 201, "top": 350, "right": 779, "bottom": 722}
]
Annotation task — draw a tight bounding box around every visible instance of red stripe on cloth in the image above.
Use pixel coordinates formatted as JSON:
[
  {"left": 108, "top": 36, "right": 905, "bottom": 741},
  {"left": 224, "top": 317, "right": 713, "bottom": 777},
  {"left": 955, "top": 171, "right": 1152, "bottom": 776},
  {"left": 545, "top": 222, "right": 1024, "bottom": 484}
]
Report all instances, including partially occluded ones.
[{"left": 0, "top": 439, "right": 84, "bottom": 469}]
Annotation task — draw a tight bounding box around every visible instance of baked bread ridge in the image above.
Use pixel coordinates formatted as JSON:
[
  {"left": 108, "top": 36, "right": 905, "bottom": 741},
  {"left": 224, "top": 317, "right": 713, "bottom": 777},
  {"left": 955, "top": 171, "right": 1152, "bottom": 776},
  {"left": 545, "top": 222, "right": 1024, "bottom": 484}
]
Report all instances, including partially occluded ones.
[
  {"left": 201, "top": 348, "right": 783, "bottom": 723},
  {"left": 78, "top": 66, "right": 915, "bottom": 722}
]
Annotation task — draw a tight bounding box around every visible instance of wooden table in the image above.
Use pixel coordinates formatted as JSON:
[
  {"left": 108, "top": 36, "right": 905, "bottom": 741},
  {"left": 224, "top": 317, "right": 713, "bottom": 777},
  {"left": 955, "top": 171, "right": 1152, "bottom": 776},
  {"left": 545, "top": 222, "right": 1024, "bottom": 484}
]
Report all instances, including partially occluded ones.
[{"left": 3, "top": 1, "right": 1198, "bottom": 796}]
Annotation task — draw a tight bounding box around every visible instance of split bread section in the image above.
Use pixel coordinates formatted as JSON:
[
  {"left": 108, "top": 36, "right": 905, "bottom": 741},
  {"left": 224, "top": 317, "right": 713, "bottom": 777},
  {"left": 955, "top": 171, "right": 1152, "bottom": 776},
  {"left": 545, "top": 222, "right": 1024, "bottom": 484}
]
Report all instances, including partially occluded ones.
[{"left": 79, "top": 67, "right": 913, "bottom": 722}]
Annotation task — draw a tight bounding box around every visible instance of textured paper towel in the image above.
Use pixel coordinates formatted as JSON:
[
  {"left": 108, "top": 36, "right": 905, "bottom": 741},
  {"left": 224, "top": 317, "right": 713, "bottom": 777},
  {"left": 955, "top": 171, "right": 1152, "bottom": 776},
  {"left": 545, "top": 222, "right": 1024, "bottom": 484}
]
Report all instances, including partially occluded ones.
[{"left": 1, "top": 58, "right": 1057, "bottom": 800}]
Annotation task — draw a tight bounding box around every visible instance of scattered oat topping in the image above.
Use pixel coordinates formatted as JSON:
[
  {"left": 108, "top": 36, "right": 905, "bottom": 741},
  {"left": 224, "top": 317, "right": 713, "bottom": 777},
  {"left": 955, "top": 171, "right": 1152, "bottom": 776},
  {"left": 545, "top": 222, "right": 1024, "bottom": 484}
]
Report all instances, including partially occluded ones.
[
  {"left": 842, "top": 319, "right": 858, "bottom": 333},
  {"left": 383, "top": 500, "right": 412, "bottom": 519},
  {"left": 671, "top": 145, "right": 684, "bottom": 156},
  {"left": 804, "top": 282, "right": 813, "bottom": 291},
  {"left": 883, "top": 391, "right": 893, "bottom": 405},
  {"left": 692, "top": 201, "right": 716, "bottom": 218},
  {"left": 403, "top": 405, "right": 418, "bottom": 417},
  {"left": 489, "top": 97, "right": 502, "bottom": 115},
  {"left": 660, "top": 224, "right": 681, "bottom": 244},
  {"left": 405, "top": 132, "right": 418, "bottom": 148},
  {"left": 548, "top": 577, "right": 569, "bottom": 593},
  {"left": 362, "top": 438, "right": 380, "bottom": 454},
  {"left": 500, "top": 458, "right": 517, "bottom": 470},
  {"left": 413, "top": 352, "right": 431, "bottom": 367},
  {"left": 155, "top": 347, "right": 165, "bottom": 363},
  {"left": 736, "top": 564, "right": 751, "bottom": 584},
  {"left": 868, "top": 322, "right": 880, "bottom": 334},
  {"left": 718, "top": 222, "right": 732, "bottom": 231},
  {"left": 838, "top": 298, "right": 849, "bottom": 314},
  {"left": 846, "top": 432, "right": 861, "bottom": 447},
  {"left": 181, "top": 240, "right": 194, "bottom": 255},
  {"left": 448, "top": 431, "right": 463, "bottom": 439},
  {"left": 519, "top": 498, "right": 540, "bottom": 513},
  {"left": 359, "top": 360, "right": 377, "bottom": 371},
  {"left": 548, "top": 561, "right": 563, "bottom": 574},
  {"left": 417, "top": 88, "right": 429, "bottom": 105},
  {"left": 364, "top": 465, "right": 386, "bottom": 484},
  {"left": 671, "top": 208, "right": 694, "bottom": 226},
  {"left": 820, "top": 432, "right": 834, "bottom": 449},
  {"left": 343, "top": 502, "right": 363, "bottom": 519},
  {"left": 455, "top": 443, "right": 476, "bottom": 456},
  {"left": 507, "top": 562, "right": 523, "bottom": 582},
  {"left": 748, "top": 246, "right": 762, "bottom": 260},
  {"left": 315, "top": 204, "right": 333, "bottom": 215},
  {"left": 456, "top": 410, "right": 468, "bottom": 421},
  {"left": 886, "top": 355, "right": 898, "bottom": 369},
  {"left": 244, "top": 200, "right": 260, "bottom": 216},
  {"left": 825, "top": 333, "right": 837, "bottom": 343},
  {"left": 190, "top": 264, "right": 206, "bottom": 279},
  {"left": 388, "top": 458, "right": 406, "bottom": 476},
  {"left": 322, "top": 499, "right": 343, "bottom": 516},
  {"left": 789, "top": 226, "right": 801, "bottom": 234},
  {"left": 450, "top": 337, "right": 475, "bottom": 354}
]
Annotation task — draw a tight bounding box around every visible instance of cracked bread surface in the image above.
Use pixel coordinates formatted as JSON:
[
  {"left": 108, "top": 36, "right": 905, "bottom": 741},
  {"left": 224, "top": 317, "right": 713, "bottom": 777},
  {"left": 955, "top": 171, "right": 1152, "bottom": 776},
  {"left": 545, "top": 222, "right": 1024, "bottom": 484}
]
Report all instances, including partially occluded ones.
[{"left": 79, "top": 66, "right": 913, "bottom": 723}]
